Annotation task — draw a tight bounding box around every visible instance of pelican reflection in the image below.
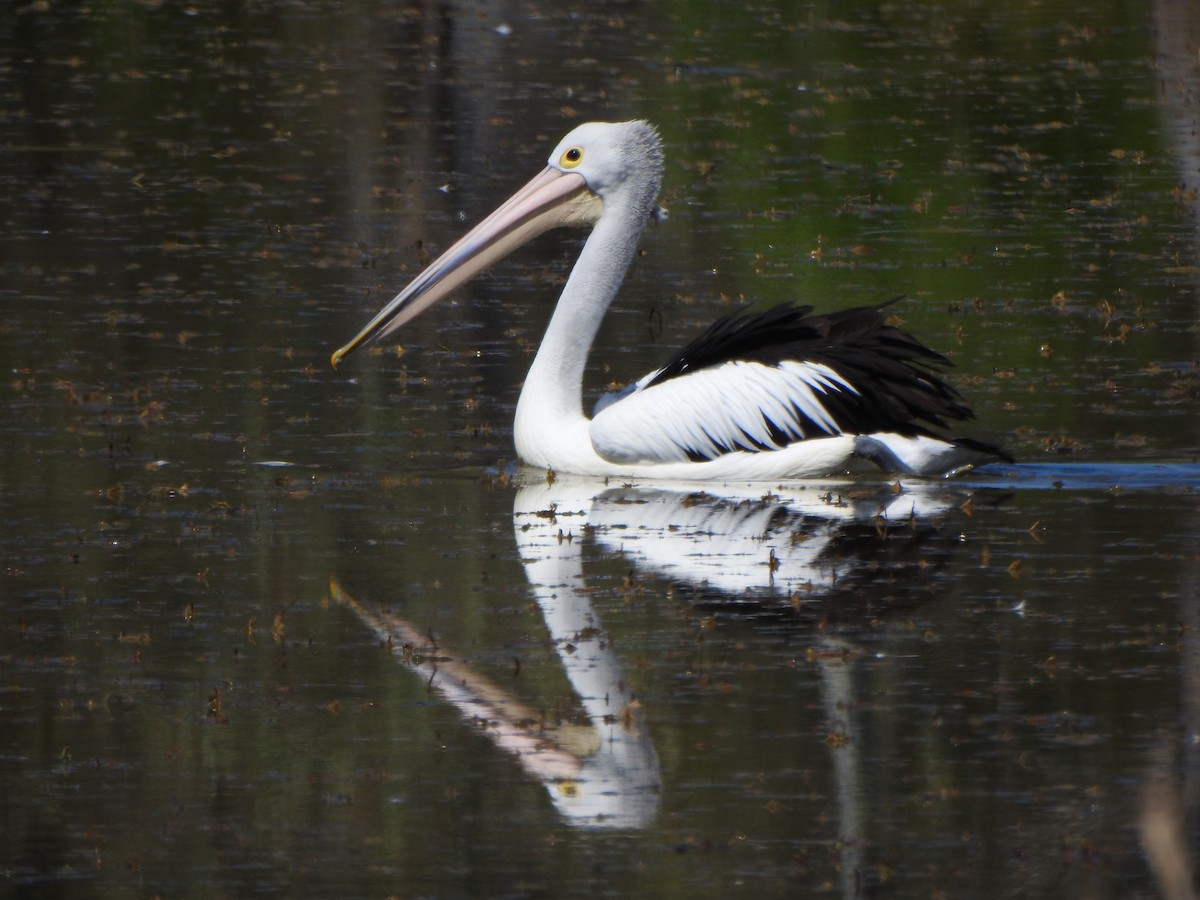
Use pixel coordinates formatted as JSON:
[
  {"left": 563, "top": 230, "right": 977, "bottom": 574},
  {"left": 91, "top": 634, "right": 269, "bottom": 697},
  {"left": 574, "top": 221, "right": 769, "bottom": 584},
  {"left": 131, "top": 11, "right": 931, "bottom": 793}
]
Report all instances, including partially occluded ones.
[{"left": 333, "top": 475, "right": 985, "bottom": 839}]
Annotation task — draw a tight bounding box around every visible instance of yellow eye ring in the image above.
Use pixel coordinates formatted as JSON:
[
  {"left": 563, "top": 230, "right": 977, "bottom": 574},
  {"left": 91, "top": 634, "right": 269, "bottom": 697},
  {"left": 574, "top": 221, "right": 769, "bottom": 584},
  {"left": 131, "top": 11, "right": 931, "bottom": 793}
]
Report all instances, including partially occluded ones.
[{"left": 560, "top": 146, "right": 584, "bottom": 169}]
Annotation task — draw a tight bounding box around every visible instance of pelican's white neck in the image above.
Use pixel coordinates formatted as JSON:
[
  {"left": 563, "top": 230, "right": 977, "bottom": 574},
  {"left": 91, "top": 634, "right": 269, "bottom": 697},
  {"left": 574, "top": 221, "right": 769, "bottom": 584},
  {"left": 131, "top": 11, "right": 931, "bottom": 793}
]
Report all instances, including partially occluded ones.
[{"left": 514, "top": 197, "right": 651, "bottom": 470}]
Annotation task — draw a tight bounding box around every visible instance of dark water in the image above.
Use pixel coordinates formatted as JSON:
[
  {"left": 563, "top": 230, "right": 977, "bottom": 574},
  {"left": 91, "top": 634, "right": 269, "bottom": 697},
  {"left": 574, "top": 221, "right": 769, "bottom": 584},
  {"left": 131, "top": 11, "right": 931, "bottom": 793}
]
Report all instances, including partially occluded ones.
[{"left": 2, "top": 1, "right": 1199, "bottom": 897}]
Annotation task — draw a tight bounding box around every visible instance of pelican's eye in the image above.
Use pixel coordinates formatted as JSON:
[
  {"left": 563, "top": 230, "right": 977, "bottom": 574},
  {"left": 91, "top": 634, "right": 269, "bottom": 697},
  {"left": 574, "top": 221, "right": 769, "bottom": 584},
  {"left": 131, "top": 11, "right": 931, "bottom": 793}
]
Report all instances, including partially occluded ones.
[{"left": 559, "top": 146, "right": 584, "bottom": 169}]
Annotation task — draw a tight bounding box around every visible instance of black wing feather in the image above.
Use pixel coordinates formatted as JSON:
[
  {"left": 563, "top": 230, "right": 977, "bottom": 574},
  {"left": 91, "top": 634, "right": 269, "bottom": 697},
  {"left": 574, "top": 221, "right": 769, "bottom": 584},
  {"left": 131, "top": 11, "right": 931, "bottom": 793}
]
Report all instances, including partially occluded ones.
[{"left": 647, "top": 300, "right": 974, "bottom": 439}]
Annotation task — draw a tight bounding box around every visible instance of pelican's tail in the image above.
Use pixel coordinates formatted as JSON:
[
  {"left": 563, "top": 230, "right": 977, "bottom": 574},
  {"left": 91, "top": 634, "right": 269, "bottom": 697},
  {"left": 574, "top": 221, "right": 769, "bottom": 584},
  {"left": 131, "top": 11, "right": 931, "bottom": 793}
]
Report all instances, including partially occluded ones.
[{"left": 854, "top": 432, "right": 1013, "bottom": 477}]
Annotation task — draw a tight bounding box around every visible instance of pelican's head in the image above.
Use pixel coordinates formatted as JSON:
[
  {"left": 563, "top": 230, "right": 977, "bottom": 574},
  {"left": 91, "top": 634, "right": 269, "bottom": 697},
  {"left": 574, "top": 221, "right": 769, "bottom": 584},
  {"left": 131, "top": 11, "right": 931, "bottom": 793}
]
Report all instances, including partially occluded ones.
[
  {"left": 544, "top": 120, "right": 663, "bottom": 216},
  {"left": 330, "top": 120, "right": 664, "bottom": 366}
]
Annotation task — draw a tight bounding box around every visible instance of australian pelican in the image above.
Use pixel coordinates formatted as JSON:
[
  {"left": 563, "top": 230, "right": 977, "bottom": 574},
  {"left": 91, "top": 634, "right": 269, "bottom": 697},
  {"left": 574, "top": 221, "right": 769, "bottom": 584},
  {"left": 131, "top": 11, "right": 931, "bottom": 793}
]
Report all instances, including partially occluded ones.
[{"left": 332, "top": 120, "right": 1009, "bottom": 479}]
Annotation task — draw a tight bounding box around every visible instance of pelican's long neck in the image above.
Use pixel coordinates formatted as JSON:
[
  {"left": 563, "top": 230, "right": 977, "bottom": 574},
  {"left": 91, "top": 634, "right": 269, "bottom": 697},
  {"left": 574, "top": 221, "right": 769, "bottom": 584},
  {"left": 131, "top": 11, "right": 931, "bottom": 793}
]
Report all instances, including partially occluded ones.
[{"left": 515, "top": 194, "right": 652, "bottom": 468}]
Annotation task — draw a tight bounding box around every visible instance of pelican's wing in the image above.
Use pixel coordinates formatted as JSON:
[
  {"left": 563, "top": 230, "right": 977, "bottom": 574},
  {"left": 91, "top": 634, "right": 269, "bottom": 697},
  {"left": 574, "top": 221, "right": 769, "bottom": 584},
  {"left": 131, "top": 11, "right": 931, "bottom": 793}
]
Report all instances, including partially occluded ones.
[
  {"left": 589, "top": 302, "right": 974, "bottom": 465},
  {"left": 590, "top": 359, "right": 857, "bottom": 463}
]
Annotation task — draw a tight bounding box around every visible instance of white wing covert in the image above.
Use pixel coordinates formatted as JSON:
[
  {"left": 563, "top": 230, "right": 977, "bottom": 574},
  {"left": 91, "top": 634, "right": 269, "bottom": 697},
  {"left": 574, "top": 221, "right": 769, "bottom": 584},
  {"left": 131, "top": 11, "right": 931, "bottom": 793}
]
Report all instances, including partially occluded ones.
[{"left": 589, "top": 359, "right": 859, "bottom": 464}]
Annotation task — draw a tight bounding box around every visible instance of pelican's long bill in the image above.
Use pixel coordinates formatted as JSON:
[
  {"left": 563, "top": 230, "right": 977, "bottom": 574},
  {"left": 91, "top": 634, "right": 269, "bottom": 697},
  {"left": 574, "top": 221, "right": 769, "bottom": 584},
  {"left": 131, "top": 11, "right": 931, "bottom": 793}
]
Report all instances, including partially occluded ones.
[{"left": 330, "top": 165, "right": 601, "bottom": 366}]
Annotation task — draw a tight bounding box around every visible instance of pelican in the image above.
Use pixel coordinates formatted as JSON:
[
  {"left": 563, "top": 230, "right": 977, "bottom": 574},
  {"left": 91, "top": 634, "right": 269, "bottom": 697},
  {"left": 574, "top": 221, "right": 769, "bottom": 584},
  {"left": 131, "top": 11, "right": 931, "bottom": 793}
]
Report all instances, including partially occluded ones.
[{"left": 332, "top": 120, "right": 1009, "bottom": 480}]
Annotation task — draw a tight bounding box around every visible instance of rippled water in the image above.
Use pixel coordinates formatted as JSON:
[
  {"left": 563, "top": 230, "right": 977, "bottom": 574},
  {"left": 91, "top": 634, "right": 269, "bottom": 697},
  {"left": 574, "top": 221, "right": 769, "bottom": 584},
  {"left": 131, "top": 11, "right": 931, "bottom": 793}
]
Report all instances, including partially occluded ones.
[{"left": 2, "top": 1, "right": 1199, "bottom": 897}]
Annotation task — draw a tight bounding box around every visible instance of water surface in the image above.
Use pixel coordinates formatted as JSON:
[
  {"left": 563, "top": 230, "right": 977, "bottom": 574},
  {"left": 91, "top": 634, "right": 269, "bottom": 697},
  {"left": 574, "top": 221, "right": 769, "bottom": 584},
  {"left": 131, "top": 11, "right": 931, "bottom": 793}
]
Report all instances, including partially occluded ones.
[{"left": 2, "top": 1, "right": 1199, "bottom": 896}]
